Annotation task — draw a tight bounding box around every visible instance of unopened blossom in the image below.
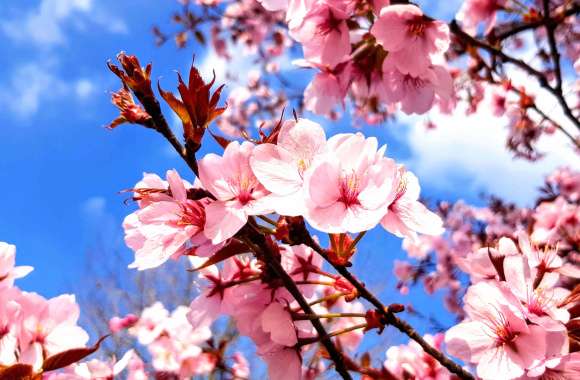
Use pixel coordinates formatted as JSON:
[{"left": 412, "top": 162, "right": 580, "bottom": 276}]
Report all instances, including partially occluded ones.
[
  {"left": 381, "top": 168, "right": 444, "bottom": 241},
  {"left": 445, "top": 281, "right": 552, "bottom": 380},
  {"left": 371, "top": 4, "right": 450, "bottom": 76},
  {"left": 303, "top": 132, "right": 398, "bottom": 233},
  {"left": 199, "top": 141, "right": 273, "bottom": 243},
  {"left": 250, "top": 118, "right": 326, "bottom": 216}
]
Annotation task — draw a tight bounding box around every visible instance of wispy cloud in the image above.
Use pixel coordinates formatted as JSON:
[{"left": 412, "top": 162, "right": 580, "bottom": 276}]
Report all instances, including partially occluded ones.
[
  {"left": 0, "top": 63, "right": 67, "bottom": 116},
  {"left": 0, "top": 0, "right": 127, "bottom": 118},
  {"left": 1, "top": 0, "right": 127, "bottom": 47},
  {"left": 402, "top": 46, "right": 578, "bottom": 205}
]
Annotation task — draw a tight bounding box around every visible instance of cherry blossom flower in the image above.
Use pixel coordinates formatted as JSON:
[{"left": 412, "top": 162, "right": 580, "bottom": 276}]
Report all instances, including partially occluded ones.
[
  {"left": 303, "top": 132, "right": 398, "bottom": 233},
  {"left": 381, "top": 168, "right": 444, "bottom": 241},
  {"left": 381, "top": 64, "right": 453, "bottom": 115},
  {"left": 289, "top": 2, "right": 351, "bottom": 67},
  {"left": 301, "top": 60, "right": 352, "bottom": 116},
  {"left": 198, "top": 141, "right": 273, "bottom": 243},
  {"left": 371, "top": 4, "right": 450, "bottom": 76},
  {"left": 124, "top": 170, "right": 213, "bottom": 270},
  {"left": 250, "top": 118, "right": 326, "bottom": 216},
  {"left": 18, "top": 293, "right": 89, "bottom": 370},
  {"left": 457, "top": 0, "right": 505, "bottom": 35},
  {"left": 445, "top": 281, "right": 551, "bottom": 380},
  {"left": 0, "top": 242, "right": 33, "bottom": 288}
]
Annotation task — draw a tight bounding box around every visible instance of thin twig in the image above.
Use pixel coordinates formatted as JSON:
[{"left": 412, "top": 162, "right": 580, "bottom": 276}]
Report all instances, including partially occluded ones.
[
  {"left": 241, "top": 223, "right": 353, "bottom": 380},
  {"left": 289, "top": 219, "right": 475, "bottom": 380}
]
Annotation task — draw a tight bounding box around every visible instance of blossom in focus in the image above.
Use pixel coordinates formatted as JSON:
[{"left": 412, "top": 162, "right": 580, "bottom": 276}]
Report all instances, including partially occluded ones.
[
  {"left": 251, "top": 118, "right": 326, "bottom": 216},
  {"left": 123, "top": 170, "right": 212, "bottom": 270},
  {"left": 381, "top": 168, "right": 444, "bottom": 241},
  {"left": 199, "top": 141, "right": 273, "bottom": 243},
  {"left": 445, "top": 281, "right": 556, "bottom": 380},
  {"left": 303, "top": 132, "right": 398, "bottom": 233}
]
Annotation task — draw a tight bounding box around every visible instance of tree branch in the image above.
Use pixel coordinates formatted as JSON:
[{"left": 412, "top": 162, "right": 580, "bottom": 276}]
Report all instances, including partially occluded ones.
[
  {"left": 137, "top": 92, "right": 200, "bottom": 176},
  {"left": 241, "top": 223, "right": 353, "bottom": 380},
  {"left": 449, "top": 19, "right": 580, "bottom": 131},
  {"left": 288, "top": 219, "right": 475, "bottom": 380}
]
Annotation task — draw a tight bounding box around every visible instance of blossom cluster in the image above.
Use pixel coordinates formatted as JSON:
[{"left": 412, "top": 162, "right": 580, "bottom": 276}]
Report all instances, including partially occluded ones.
[
  {"left": 119, "top": 117, "right": 445, "bottom": 378},
  {"left": 108, "top": 302, "right": 249, "bottom": 379},
  {"left": 160, "top": 0, "right": 580, "bottom": 157},
  {"left": 256, "top": 1, "right": 453, "bottom": 119},
  {"left": 387, "top": 167, "right": 580, "bottom": 379},
  {"left": 123, "top": 117, "right": 443, "bottom": 270},
  {"left": 394, "top": 167, "right": 579, "bottom": 316},
  {"left": 0, "top": 243, "right": 91, "bottom": 376},
  {"left": 445, "top": 234, "right": 580, "bottom": 379}
]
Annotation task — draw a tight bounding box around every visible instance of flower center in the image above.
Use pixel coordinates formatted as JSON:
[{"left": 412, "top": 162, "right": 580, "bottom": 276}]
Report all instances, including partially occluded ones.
[
  {"left": 339, "top": 172, "right": 361, "bottom": 207},
  {"left": 177, "top": 201, "right": 205, "bottom": 228},
  {"left": 403, "top": 74, "right": 426, "bottom": 90},
  {"left": 407, "top": 17, "right": 429, "bottom": 37},
  {"left": 230, "top": 175, "right": 258, "bottom": 206}
]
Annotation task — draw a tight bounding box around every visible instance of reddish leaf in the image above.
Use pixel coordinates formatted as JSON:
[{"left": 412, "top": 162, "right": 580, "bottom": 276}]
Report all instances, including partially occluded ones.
[
  {"left": 0, "top": 364, "right": 34, "bottom": 380},
  {"left": 208, "top": 130, "right": 231, "bottom": 150},
  {"left": 189, "top": 239, "right": 250, "bottom": 272},
  {"left": 42, "top": 335, "right": 109, "bottom": 372}
]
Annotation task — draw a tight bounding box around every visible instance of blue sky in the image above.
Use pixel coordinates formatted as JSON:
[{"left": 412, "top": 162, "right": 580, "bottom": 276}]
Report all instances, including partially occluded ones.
[{"left": 1, "top": 0, "right": 577, "bottom": 342}]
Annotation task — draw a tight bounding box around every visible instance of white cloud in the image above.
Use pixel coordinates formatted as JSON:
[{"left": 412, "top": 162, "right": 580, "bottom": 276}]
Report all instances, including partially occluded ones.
[
  {"left": 82, "top": 196, "right": 107, "bottom": 219},
  {"left": 402, "top": 52, "right": 579, "bottom": 205},
  {"left": 0, "top": 63, "right": 67, "bottom": 116},
  {"left": 1, "top": 0, "right": 95, "bottom": 46},
  {"left": 198, "top": 42, "right": 293, "bottom": 86},
  {"left": 0, "top": 1, "right": 127, "bottom": 118},
  {"left": 74, "top": 79, "right": 95, "bottom": 99},
  {"left": 403, "top": 107, "right": 578, "bottom": 205}
]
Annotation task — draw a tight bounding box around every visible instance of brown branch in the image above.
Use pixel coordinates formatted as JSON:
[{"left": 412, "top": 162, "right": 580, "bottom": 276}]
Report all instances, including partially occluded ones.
[
  {"left": 138, "top": 94, "right": 200, "bottom": 177},
  {"left": 542, "top": 0, "right": 579, "bottom": 132},
  {"left": 288, "top": 219, "right": 475, "bottom": 380},
  {"left": 492, "top": 3, "right": 579, "bottom": 40},
  {"left": 449, "top": 19, "right": 580, "bottom": 131},
  {"left": 241, "top": 223, "right": 353, "bottom": 380}
]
